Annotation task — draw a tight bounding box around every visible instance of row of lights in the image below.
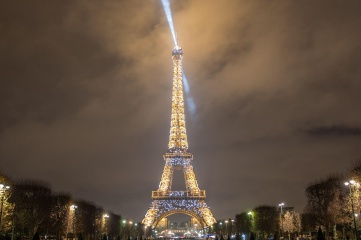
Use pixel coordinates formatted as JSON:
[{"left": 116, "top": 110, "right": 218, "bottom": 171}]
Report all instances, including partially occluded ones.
[{"left": 70, "top": 204, "right": 111, "bottom": 219}]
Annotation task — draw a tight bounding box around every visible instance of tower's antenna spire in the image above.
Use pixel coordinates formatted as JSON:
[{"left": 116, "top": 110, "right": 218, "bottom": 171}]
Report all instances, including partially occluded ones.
[{"left": 175, "top": 31, "right": 179, "bottom": 48}]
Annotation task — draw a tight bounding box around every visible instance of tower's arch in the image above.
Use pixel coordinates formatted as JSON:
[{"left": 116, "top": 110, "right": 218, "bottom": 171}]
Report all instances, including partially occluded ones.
[{"left": 153, "top": 209, "right": 205, "bottom": 229}]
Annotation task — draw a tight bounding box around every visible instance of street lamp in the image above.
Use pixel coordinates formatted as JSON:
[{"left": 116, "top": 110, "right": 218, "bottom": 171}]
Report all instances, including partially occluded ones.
[
  {"left": 103, "top": 214, "right": 109, "bottom": 235},
  {"left": 121, "top": 220, "right": 127, "bottom": 238},
  {"left": 70, "top": 205, "right": 77, "bottom": 240},
  {"left": 345, "top": 180, "right": 360, "bottom": 240},
  {"left": 231, "top": 219, "right": 235, "bottom": 235},
  {"left": 279, "top": 203, "right": 285, "bottom": 238},
  {"left": 247, "top": 212, "right": 253, "bottom": 239},
  {"left": 0, "top": 184, "right": 10, "bottom": 231},
  {"left": 225, "top": 220, "right": 229, "bottom": 236},
  {"left": 129, "top": 221, "right": 133, "bottom": 239}
]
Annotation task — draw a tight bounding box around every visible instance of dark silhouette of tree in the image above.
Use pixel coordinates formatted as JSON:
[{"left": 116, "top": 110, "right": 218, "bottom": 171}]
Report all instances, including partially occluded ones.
[
  {"left": 253, "top": 205, "right": 279, "bottom": 239},
  {"left": 75, "top": 200, "right": 103, "bottom": 239},
  {"left": 317, "top": 227, "right": 325, "bottom": 240},
  {"left": 102, "top": 234, "right": 107, "bottom": 240},
  {"left": 49, "top": 193, "right": 71, "bottom": 240},
  {"left": 304, "top": 175, "right": 347, "bottom": 238},
  {"left": 274, "top": 231, "right": 279, "bottom": 240},
  {"left": 11, "top": 180, "right": 52, "bottom": 237},
  {"left": 108, "top": 212, "right": 121, "bottom": 238},
  {"left": 249, "top": 233, "right": 255, "bottom": 240},
  {"left": 235, "top": 212, "right": 252, "bottom": 235},
  {"left": 32, "top": 232, "right": 40, "bottom": 240}
]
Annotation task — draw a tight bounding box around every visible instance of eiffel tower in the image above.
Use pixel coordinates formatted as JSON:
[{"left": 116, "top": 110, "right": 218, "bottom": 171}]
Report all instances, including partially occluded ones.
[{"left": 142, "top": 46, "right": 216, "bottom": 229}]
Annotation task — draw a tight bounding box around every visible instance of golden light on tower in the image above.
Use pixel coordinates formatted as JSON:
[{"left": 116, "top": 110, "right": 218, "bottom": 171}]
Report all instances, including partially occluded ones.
[{"left": 142, "top": 47, "right": 216, "bottom": 228}]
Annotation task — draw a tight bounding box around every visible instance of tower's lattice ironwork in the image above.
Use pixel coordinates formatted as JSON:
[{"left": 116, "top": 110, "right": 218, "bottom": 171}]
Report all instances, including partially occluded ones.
[{"left": 142, "top": 47, "right": 216, "bottom": 229}]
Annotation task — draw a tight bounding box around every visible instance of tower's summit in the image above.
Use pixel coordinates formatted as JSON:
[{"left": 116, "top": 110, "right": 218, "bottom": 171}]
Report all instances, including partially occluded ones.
[{"left": 172, "top": 46, "right": 183, "bottom": 58}]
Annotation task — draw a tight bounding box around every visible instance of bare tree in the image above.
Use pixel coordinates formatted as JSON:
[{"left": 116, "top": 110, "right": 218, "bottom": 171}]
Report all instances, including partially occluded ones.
[
  {"left": 11, "top": 179, "right": 52, "bottom": 237},
  {"left": 304, "top": 175, "right": 347, "bottom": 239},
  {"left": 281, "top": 211, "right": 302, "bottom": 239},
  {"left": 49, "top": 194, "right": 71, "bottom": 240},
  {"left": 282, "top": 211, "right": 294, "bottom": 239}
]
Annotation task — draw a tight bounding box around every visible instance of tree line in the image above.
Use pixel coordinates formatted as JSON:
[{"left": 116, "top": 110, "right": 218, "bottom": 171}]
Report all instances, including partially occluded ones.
[
  {"left": 234, "top": 160, "right": 361, "bottom": 240},
  {"left": 0, "top": 171, "right": 122, "bottom": 240}
]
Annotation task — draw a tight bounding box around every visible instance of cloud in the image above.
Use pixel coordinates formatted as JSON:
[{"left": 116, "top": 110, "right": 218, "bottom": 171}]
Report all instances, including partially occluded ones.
[{"left": 306, "top": 125, "right": 361, "bottom": 136}]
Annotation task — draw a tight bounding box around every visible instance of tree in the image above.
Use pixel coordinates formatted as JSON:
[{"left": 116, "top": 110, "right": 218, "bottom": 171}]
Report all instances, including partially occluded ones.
[
  {"left": 75, "top": 201, "right": 103, "bottom": 239},
  {"left": 252, "top": 205, "right": 279, "bottom": 239},
  {"left": 11, "top": 180, "right": 52, "bottom": 237},
  {"left": 33, "top": 232, "right": 40, "bottom": 240},
  {"left": 304, "top": 176, "right": 347, "bottom": 238},
  {"left": 293, "top": 212, "right": 302, "bottom": 234},
  {"left": 273, "top": 231, "right": 279, "bottom": 240},
  {"left": 317, "top": 227, "right": 325, "bottom": 240},
  {"left": 0, "top": 171, "right": 14, "bottom": 234},
  {"left": 235, "top": 212, "right": 252, "bottom": 235},
  {"left": 249, "top": 232, "right": 255, "bottom": 240},
  {"left": 106, "top": 212, "right": 121, "bottom": 239},
  {"left": 283, "top": 211, "right": 294, "bottom": 239},
  {"left": 281, "top": 211, "right": 302, "bottom": 240},
  {"left": 49, "top": 194, "right": 71, "bottom": 240}
]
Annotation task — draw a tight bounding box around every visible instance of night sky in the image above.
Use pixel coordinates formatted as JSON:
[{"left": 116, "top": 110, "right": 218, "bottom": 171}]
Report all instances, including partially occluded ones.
[{"left": 1, "top": 1, "right": 361, "bottom": 222}]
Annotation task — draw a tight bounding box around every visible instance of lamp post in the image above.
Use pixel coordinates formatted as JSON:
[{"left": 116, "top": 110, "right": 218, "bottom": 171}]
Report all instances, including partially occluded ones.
[
  {"left": 225, "top": 220, "right": 228, "bottom": 236},
  {"left": 219, "top": 222, "right": 223, "bottom": 236},
  {"left": 247, "top": 212, "right": 252, "bottom": 239},
  {"left": 0, "top": 184, "right": 10, "bottom": 231},
  {"left": 103, "top": 214, "right": 109, "bottom": 235},
  {"left": 345, "top": 180, "right": 359, "bottom": 240},
  {"left": 231, "top": 219, "right": 235, "bottom": 235},
  {"left": 279, "top": 203, "right": 284, "bottom": 238},
  {"left": 122, "top": 220, "right": 126, "bottom": 238},
  {"left": 70, "top": 205, "right": 78, "bottom": 240},
  {"left": 129, "top": 221, "right": 133, "bottom": 239}
]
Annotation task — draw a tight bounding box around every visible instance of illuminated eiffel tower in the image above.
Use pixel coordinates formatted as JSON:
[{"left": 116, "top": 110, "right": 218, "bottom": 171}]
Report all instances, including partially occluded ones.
[{"left": 142, "top": 47, "right": 216, "bottom": 229}]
